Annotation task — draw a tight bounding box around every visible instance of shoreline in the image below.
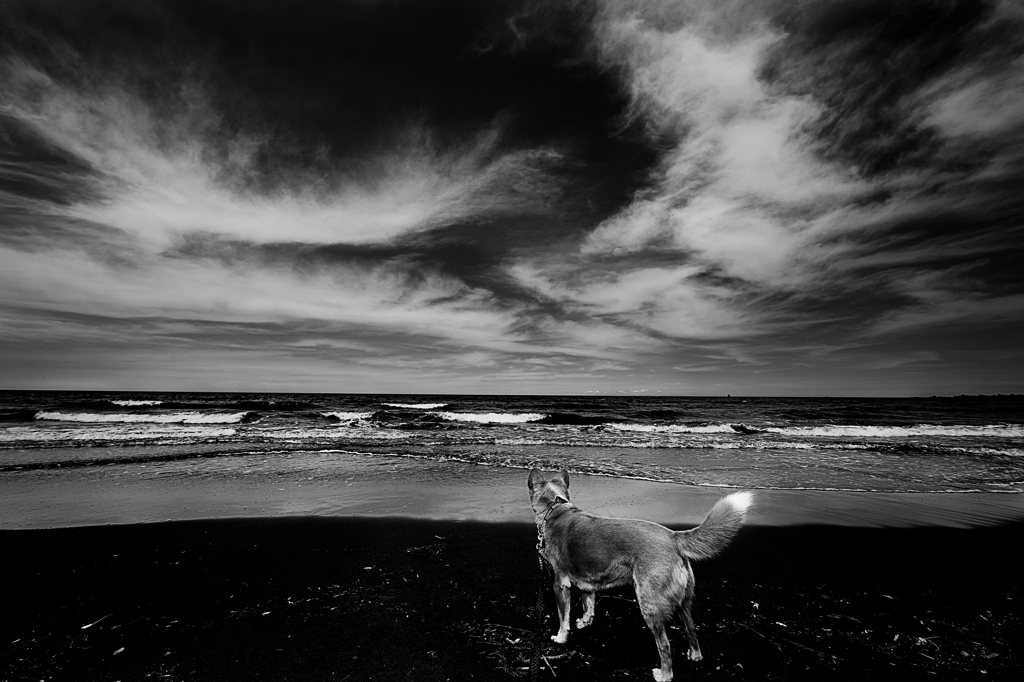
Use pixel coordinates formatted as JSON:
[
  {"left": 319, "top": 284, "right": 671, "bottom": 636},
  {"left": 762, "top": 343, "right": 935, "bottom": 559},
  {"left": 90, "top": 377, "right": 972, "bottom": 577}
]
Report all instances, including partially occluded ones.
[
  {"left": 2, "top": 463, "right": 1023, "bottom": 530},
  {"left": 2, "top": 515, "right": 1021, "bottom": 681}
]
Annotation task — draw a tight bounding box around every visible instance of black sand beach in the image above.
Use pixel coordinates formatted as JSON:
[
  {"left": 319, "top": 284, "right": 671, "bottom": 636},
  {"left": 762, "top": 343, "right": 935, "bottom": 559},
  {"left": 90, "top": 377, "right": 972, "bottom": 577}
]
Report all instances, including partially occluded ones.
[{"left": 3, "top": 516, "right": 1021, "bottom": 681}]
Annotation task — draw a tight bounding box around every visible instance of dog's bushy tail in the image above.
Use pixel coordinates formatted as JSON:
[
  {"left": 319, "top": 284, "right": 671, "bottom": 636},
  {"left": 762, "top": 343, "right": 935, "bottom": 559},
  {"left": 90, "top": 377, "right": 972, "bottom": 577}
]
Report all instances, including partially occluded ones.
[{"left": 674, "top": 491, "right": 753, "bottom": 561}]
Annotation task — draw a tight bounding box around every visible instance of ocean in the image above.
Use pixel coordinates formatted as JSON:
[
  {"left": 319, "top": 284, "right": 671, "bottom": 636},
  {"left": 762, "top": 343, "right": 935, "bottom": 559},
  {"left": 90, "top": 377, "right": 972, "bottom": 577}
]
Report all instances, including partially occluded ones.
[{"left": 2, "top": 391, "right": 1022, "bottom": 494}]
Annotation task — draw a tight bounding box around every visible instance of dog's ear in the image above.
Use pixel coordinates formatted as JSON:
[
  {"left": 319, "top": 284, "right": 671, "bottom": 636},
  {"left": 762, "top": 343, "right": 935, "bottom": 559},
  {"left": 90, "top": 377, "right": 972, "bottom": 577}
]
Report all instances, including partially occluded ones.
[
  {"left": 528, "top": 467, "right": 545, "bottom": 495},
  {"left": 555, "top": 468, "right": 570, "bottom": 490}
]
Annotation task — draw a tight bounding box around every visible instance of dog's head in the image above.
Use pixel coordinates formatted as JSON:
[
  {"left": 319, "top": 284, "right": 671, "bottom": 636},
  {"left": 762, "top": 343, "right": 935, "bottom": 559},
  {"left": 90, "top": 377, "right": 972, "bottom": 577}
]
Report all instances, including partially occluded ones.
[{"left": 528, "top": 467, "right": 570, "bottom": 520}]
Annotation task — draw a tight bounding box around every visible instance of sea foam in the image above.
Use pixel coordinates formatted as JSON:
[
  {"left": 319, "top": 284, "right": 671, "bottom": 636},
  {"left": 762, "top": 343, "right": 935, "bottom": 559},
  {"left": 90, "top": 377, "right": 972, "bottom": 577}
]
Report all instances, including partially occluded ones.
[
  {"left": 435, "top": 411, "right": 546, "bottom": 424},
  {"left": 764, "top": 424, "right": 1024, "bottom": 438},
  {"left": 34, "top": 411, "right": 253, "bottom": 424}
]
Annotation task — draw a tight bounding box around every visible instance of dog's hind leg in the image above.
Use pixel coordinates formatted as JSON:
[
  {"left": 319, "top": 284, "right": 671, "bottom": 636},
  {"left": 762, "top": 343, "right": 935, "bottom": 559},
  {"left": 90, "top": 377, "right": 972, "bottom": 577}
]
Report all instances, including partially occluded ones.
[
  {"left": 636, "top": 584, "right": 675, "bottom": 681},
  {"left": 576, "top": 591, "right": 596, "bottom": 629},
  {"left": 551, "top": 575, "right": 571, "bottom": 644},
  {"left": 644, "top": 618, "right": 674, "bottom": 682},
  {"left": 679, "top": 587, "right": 702, "bottom": 662}
]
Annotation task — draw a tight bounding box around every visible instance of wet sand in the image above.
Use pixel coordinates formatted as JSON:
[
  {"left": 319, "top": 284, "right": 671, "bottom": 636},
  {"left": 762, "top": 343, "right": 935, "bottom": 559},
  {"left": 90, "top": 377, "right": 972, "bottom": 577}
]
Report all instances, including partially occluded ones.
[
  {"left": 2, "top": 466, "right": 1023, "bottom": 680},
  {"left": 3, "top": 461, "right": 1023, "bottom": 529}
]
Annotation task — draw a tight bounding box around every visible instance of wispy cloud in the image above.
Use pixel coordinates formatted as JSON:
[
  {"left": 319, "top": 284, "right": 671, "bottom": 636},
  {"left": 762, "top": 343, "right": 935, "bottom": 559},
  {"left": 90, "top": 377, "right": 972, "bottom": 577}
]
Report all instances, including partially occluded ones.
[
  {"left": 0, "top": 19, "right": 579, "bottom": 377},
  {"left": 1, "top": 57, "right": 567, "bottom": 249}
]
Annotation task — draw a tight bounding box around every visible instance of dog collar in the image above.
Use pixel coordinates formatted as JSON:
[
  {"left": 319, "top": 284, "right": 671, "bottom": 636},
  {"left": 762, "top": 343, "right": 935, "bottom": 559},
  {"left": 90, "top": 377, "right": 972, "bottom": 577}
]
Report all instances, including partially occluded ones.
[{"left": 536, "top": 497, "right": 574, "bottom": 553}]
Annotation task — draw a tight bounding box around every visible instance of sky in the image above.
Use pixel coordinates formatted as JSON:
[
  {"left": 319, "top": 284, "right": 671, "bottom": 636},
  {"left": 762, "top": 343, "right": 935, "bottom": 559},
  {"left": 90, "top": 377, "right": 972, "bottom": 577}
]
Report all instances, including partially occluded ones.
[{"left": 2, "top": 0, "right": 1023, "bottom": 396}]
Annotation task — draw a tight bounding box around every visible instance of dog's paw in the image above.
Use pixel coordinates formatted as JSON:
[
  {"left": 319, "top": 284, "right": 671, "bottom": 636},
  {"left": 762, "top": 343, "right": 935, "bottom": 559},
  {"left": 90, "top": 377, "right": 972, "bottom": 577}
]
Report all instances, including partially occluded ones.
[
  {"left": 575, "top": 616, "right": 593, "bottom": 629},
  {"left": 551, "top": 632, "right": 568, "bottom": 644},
  {"left": 687, "top": 648, "right": 703, "bottom": 662},
  {"left": 652, "top": 669, "right": 672, "bottom": 682}
]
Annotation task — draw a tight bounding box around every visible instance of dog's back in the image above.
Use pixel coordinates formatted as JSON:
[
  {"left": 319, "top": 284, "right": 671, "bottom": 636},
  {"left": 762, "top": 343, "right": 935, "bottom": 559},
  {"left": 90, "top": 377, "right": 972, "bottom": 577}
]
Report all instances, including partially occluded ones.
[
  {"left": 543, "top": 491, "right": 753, "bottom": 575},
  {"left": 544, "top": 511, "right": 680, "bottom": 592}
]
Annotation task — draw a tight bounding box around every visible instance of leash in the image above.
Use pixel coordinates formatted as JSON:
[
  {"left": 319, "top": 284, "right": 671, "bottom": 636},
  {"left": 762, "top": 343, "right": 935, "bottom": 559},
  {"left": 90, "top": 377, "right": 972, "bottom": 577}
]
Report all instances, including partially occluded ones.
[
  {"left": 530, "top": 526, "right": 552, "bottom": 681},
  {"left": 530, "top": 500, "right": 569, "bottom": 680}
]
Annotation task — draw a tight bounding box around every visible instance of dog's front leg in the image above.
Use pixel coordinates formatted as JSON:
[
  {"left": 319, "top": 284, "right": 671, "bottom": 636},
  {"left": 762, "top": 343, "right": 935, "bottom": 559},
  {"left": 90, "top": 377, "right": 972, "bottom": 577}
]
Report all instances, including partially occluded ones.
[
  {"left": 551, "top": 574, "right": 571, "bottom": 643},
  {"left": 576, "top": 591, "right": 596, "bottom": 629}
]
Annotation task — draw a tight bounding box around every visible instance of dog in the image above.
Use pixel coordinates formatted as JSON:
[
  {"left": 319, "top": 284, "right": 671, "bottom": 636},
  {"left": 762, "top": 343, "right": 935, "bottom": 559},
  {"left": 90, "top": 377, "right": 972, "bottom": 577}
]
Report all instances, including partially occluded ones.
[{"left": 528, "top": 468, "right": 752, "bottom": 682}]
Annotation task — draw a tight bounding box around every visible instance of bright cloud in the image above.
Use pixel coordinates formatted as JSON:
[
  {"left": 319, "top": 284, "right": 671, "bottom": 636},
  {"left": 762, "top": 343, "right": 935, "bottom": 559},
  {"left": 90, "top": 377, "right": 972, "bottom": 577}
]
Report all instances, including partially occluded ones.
[
  {"left": 582, "top": 9, "right": 860, "bottom": 261},
  {"left": 1, "top": 58, "right": 565, "bottom": 251}
]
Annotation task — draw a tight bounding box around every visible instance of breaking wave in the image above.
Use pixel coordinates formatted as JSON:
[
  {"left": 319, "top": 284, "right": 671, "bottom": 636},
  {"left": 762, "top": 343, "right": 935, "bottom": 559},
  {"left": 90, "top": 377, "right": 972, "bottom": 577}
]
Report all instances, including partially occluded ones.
[
  {"left": 321, "top": 411, "right": 376, "bottom": 421},
  {"left": 610, "top": 422, "right": 756, "bottom": 434},
  {"left": 0, "top": 425, "right": 238, "bottom": 444},
  {"left": 435, "top": 412, "right": 546, "bottom": 424},
  {"left": 34, "top": 411, "right": 258, "bottom": 424},
  {"left": 764, "top": 424, "right": 1024, "bottom": 438}
]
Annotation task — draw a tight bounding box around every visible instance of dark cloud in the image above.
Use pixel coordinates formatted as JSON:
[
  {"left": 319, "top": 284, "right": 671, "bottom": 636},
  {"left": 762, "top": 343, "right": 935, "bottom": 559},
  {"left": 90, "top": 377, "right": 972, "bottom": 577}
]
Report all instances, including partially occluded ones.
[{"left": 762, "top": 0, "right": 1014, "bottom": 176}]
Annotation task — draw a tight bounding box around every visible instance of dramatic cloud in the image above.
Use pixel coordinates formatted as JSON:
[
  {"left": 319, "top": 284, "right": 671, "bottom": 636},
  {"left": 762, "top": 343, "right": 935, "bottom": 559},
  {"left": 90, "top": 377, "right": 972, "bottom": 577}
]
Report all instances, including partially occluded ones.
[
  {"left": 509, "top": 0, "right": 1024, "bottom": 389},
  {"left": 2, "top": 0, "right": 1023, "bottom": 394}
]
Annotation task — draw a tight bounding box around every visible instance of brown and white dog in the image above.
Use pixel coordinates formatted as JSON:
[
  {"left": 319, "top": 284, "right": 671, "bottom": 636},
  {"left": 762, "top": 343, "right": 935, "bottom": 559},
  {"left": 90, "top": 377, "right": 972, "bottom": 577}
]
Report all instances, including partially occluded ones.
[{"left": 528, "top": 468, "right": 752, "bottom": 682}]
